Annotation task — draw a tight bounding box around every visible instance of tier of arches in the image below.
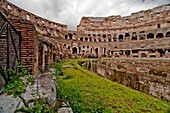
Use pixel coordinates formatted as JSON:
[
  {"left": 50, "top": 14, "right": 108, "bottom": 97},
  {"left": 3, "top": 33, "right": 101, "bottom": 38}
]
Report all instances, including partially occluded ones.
[
  {"left": 66, "top": 31, "right": 170, "bottom": 42},
  {"left": 3, "top": 1, "right": 67, "bottom": 30},
  {"left": 65, "top": 45, "right": 170, "bottom": 58}
]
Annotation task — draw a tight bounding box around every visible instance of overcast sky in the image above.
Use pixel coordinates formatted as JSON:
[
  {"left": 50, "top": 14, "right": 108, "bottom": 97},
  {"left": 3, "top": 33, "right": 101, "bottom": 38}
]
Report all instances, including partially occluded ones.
[{"left": 8, "top": 0, "right": 170, "bottom": 30}]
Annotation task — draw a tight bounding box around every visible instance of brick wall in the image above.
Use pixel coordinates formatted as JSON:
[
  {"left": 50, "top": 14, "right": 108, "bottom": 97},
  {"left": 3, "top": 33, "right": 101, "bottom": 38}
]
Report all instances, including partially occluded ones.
[
  {"left": 10, "top": 19, "right": 38, "bottom": 74},
  {"left": 0, "top": 15, "right": 38, "bottom": 74},
  {"left": 0, "top": 16, "right": 20, "bottom": 70}
]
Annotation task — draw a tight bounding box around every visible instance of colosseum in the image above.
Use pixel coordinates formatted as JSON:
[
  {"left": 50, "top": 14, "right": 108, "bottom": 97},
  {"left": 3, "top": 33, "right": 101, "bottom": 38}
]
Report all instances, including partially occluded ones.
[
  {"left": 1, "top": 0, "right": 170, "bottom": 62},
  {"left": 0, "top": 0, "right": 170, "bottom": 103},
  {"left": 76, "top": 4, "right": 170, "bottom": 59}
]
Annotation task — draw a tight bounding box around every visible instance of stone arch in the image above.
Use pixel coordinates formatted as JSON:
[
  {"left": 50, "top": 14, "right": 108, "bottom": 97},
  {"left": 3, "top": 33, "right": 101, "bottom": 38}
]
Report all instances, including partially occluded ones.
[
  {"left": 147, "top": 33, "right": 154, "bottom": 39},
  {"left": 108, "top": 34, "right": 111, "bottom": 38},
  {"left": 103, "top": 34, "right": 106, "bottom": 38},
  {"left": 89, "top": 37, "right": 92, "bottom": 41},
  {"left": 79, "top": 47, "right": 81, "bottom": 54},
  {"left": 68, "top": 33, "right": 72, "bottom": 39},
  {"left": 158, "top": 49, "right": 165, "bottom": 57},
  {"left": 119, "top": 50, "right": 123, "bottom": 55},
  {"left": 139, "top": 31, "right": 145, "bottom": 40},
  {"left": 95, "top": 48, "right": 98, "bottom": 55},
  {"left": 85, "top": 37, "right": 88, "bottom": 41},
  {"left": 118, "top": 34, "right": 123, "bottom": 42},
  {"left": 114, "top": 46, "right": 118, "bottom": 48},
  {"left": 98, "top": 34, "right": 101, "bottom": 37},
  {"left": 132, "top": 32, "right": 137, "bottom": 40},
  {"left": 65, "top": 35, "right": 68, "bottom": 39},
  {"left": 80, "top": 37, "right": 83, "bottom": 41},
  {"left": 103, "top": 48, "right": 106, "bottom": 56},
  {"left": 156, "top": 33, "right": 164, "bottom": 39},
  {"left": 91, "top": 48, "right": 93, "bottom": 53},
  {"left": 141, "top": 53, "right": 146, "bottom": 58},
  {"left": 53, "top": 54, "right": 56, "bottom": 62},
  {"left": 108, "top": 38, "right": 111, "bottom": 42},
  {"left": 165, "top": 32, "right": 170, "bottom": 37},
  {"left": 125, "top": 33, "right": 130, "bottom": 37},
  {"left": 60, "top": 54, "right": 62, "bottom": 60},
  {"left": 94, "top": 39, "right": 96, "bottom": 42},
  {"left": 125, "top": 50, "right": 130, "bottom": 57},
  {"left": 113, "top": 34, "right": 117, "bottom": 42},
  {"left": 72, "top": 47, "right": 77, "bottom": 54}
]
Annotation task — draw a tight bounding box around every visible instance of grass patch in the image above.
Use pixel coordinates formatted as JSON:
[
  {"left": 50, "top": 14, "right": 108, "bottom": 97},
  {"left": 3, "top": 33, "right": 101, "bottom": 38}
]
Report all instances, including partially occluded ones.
[
  {"left": 55, "top": 61, "right": 65, "bottom": 76},
  {"left": 56, "top": 59, "right": 170, "bottom": 113}
]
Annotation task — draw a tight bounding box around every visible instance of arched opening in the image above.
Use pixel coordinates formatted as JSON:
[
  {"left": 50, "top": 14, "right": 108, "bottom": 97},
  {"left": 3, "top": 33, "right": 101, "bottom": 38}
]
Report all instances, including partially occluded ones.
[
  {"left": 118, "top": 35, "right": 123, "bottom": 42},
  {"left": 125, "top": 50, "right": 130, "bottom": 57},
  {"left": 60, "top": 54, "right": 62, "bottom": 60},
  {"left": 85, "top": 37, "right": 88, "bottom": 41},
  {"left": 72, "top": 47, "right": 77, "bottom": 54},
  {"left": 141, "top": 53, "right": 146, "bottom": 58},
  {"left": 98, "top": 34, "right": 101, "bottom": 36},
  {"left": 139, "top": 31, "right": 145, "bottom": 40},
  {"left": 113, "top": 34, "right": 117, "bottom": 42},
  {"left": 132, "top": 32, "right": 137, "bottom": 40},
  {"left": 89, "top": 37, "right": 92, "bottom": 41},
  {"left": 125, "top": 33, "right": 130, "bottom": 37},
  {"left": 68, "top": 34, "right": 72, "bottom": 39},
  {"left": 165, "top": 32, "right": 170, "bottom": 37},
  {"left": 147, "top": 33, "right": 154, "bottom": 39},
  {"left": 108, "top": 39, "right": 111, "bottom": 42},
  {"left": 95, "top": 48, "right": 98, "bottom": 55},
  {"left": 119, "top": 50, "right": 123, "bottom": 55},
  {"left": 103, "top": 48, "right": 106, "bottom": 56},
  {"left": 80, "top": 37, "right": 83, "bottom": 41},
  {"left": 103, "top": 34, "right": 106, "bottom": 38},
  {"left": 65, "top": 35, "right": 68, "bottom": 39},
  {"left": 79, "top": 47, "right": 81, "bottom": 54},
  {"left": 108, "top": 34, "right": 111, "bottom": 38},
  {"left": 156, "top": 33, "right": 163, "bottom": 39},
  {"left": 158, "top": 49, "right": 165, "bottom": 57}
]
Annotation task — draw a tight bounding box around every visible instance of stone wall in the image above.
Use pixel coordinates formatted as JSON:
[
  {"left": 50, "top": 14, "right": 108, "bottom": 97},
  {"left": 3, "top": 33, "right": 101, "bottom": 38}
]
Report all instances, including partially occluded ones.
[
  {"left": 0, "top": 0, "right": 67, "bottom": 32},
  {"left": 1, "top": 0, "right": 170, "bottom": 59},
  {"left": 0, "top": 0, "right": 70, "bottom": 73},
  {"left": 84, "top": 59, "right": 170, "bottom": 101}
]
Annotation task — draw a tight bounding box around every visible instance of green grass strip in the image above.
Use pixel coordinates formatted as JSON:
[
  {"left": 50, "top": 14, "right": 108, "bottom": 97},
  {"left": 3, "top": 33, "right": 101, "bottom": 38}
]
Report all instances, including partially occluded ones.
[{"left": 56, "top": 59, "right": 170, "bottom": 113}]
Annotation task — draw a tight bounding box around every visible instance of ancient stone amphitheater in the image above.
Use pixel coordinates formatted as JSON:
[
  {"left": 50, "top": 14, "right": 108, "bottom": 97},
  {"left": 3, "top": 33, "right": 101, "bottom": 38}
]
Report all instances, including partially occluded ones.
[{"left": 0, "top": 0, "right": 170, "bottom": 101}]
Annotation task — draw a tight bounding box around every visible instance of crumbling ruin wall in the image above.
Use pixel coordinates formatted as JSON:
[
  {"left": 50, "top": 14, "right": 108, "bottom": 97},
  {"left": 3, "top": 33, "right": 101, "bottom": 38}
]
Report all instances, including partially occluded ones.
[
  {"left": 0, "top": 16, "right": 20, "bottom": 69},
  {"left": 0, "top": 0, "right": 70, "bottom": 73},
  {"left": 0, "top": 12, "right": 39, "bottom": 74},
  {"left": 85, "top": 60, "right": 170, "bottom": 101},
  {"left": 8, "top": 19, "right": 38, "bottom": 74}
]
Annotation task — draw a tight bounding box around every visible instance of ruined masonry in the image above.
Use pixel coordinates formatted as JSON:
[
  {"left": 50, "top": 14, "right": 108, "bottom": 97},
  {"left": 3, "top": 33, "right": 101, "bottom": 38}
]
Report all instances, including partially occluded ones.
[{"left": 0, "top": 0, "right": 170, "bottom": 103}]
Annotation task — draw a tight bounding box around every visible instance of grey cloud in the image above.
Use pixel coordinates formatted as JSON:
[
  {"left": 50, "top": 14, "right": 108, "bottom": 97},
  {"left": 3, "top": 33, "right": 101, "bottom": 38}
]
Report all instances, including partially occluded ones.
[{"left": 8, "top": 0, "right": 170, "bottom": 30}]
